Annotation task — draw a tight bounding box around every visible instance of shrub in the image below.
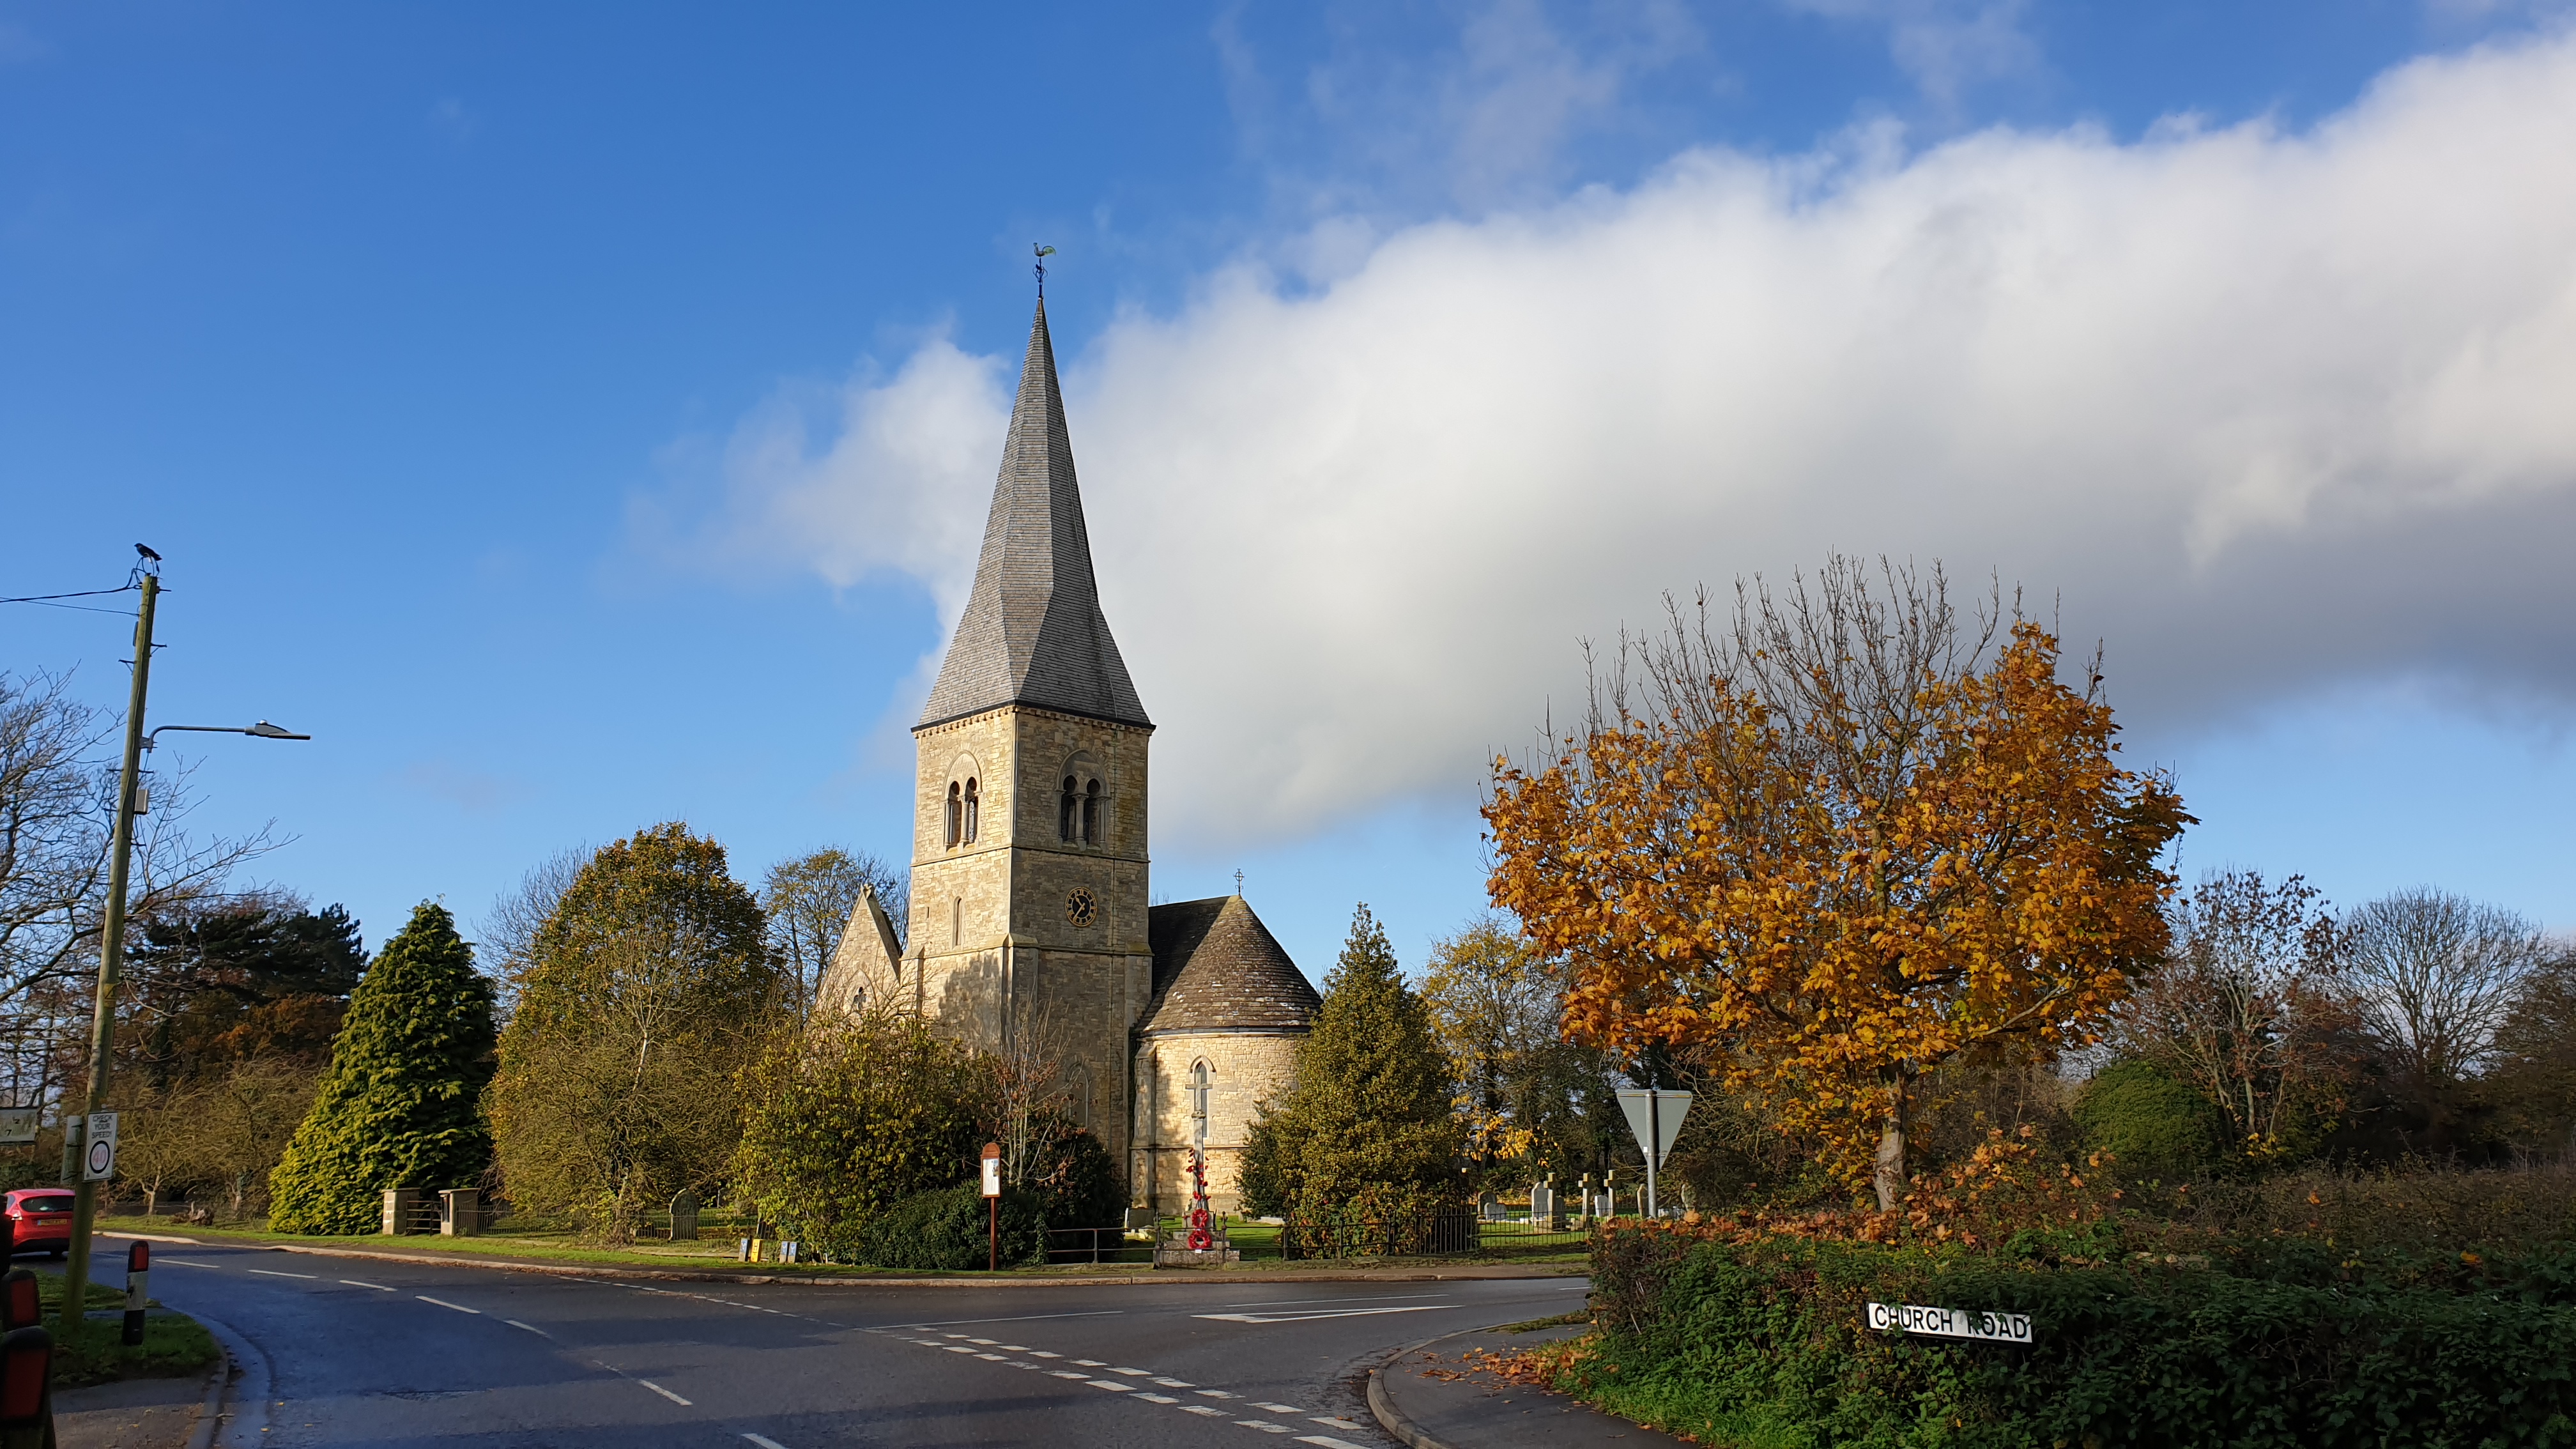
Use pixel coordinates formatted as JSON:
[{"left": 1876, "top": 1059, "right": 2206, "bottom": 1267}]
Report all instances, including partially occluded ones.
[
  {"left": 1566, "top": 1219, "right": 2576, "bottom": 1449},
  {"left": 854, "top": 1183, "right": 1046, "bottom": 1270},
  {"left": 2073, "top": 1059, "right": 2224, "bottom": 1181},
  {"left": 1025, "top": 1118, "right": 1123, "bottom": 1232},
  {"left": 732, "top": 1010, "right": 987, "bottom": 1259}
]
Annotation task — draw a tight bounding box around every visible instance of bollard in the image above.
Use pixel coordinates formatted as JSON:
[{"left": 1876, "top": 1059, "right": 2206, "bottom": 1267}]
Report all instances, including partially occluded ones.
[
  {"left": 0, "top": 1324, "right": 52, "bottom": 1449},
  {"left": 121, "top": 1240, "right": 150, "bottom": 1346},
  {"left": 0, "top": 1272, "right": 34, "bottom": 1332}
]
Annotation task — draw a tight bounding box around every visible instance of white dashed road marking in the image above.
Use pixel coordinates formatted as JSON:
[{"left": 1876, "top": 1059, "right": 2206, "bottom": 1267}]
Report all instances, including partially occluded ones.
[
  {"left": 1239, "top": 1423, "right": 1293, "bottom": 1434},
  {"left": 339, "top": 1280, "right": 395, "bottom": 1291},
  {"left": 742, "top": 1436, "right": 791, "bottom": 1449},
  {"left": 1151, "top": 1377, "right": 1194, "bottom": 1387},
  {"left": 416, "top": 1296, "right": 480, "bottom": 1314},
  {"left": 1181, "top": 1405, "right": 1229, "bottom": 1416},
  {"left": 1296, "top": 1438, "right": 1371, "bottom": 1449},
  {"left": 157, "top": 1258, "right": 221, "bottom": 1268},
  {"left": 1197, "top": 1305, "right": 1455, "bottom": 1324},
  {"left": 640, "top": 1381, "right": 691, "bottom": 1406},
  {"left": 504, "top": 1320, "right": 548, "bottom": 1337},
  {"left": 1254, "top": 1402, "right": 1309, "bottom": 1413},
  {"left": 247, "top": 1269, "right": 318, "bottom": 1279}
]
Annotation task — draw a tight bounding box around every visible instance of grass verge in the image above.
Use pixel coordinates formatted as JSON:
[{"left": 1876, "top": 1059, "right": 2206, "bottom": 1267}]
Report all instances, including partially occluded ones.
[
  {"left": 31, "top": 1273, "right": 220, "bottom": 1388},
  {"left": 95, "top": 1215, "right": 1586, "bottom": 1278}
]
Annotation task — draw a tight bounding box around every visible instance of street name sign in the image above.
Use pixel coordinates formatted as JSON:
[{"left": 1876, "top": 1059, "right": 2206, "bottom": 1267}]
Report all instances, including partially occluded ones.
[{"left": 1867, "top": 1301, "right": 2034, "bottom": 1344}]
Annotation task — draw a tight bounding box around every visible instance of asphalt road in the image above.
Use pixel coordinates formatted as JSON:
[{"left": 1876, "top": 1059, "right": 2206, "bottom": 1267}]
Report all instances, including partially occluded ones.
[{"left": 136, "top": 1241, "right": 1591, "bottom": 1448}]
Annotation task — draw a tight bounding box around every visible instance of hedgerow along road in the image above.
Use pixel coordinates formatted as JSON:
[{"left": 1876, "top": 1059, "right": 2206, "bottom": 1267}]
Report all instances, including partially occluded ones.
[{"left": 135, "top": 1239, "right": 1590, "bottom": 1446}]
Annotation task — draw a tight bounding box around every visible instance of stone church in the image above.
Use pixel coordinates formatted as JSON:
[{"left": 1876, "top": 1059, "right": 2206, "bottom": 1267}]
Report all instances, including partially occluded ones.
[{"left": 818, "top": 298, "right": 1322, "bottom": 1213}]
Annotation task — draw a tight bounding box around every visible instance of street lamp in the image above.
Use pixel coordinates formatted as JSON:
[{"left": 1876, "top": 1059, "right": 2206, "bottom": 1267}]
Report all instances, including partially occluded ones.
[{"left": 57, "top": 559, "right": 312, "bottom": 1343}]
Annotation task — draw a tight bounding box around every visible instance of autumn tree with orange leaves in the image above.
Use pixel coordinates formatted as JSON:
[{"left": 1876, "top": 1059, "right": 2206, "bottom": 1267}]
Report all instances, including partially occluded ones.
[{"left": 1486, "top": 559, "right": 2189, "bottom": 1209}]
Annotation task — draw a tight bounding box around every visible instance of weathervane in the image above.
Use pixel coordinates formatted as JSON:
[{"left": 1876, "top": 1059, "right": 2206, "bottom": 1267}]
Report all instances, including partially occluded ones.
[{"left": 1033, "top": 243, "right": 1055, "bottom": 298}]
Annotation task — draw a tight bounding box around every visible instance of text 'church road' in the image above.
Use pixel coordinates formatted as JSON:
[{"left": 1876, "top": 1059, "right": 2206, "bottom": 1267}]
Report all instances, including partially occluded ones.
[{"left": 135, "top": 1239, "right": 1590, "bottom": 1446}]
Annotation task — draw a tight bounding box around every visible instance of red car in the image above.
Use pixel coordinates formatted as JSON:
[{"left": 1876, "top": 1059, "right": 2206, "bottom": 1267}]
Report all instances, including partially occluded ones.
[{"left": 3, "top": 1189, "right": 75, "bottom": 1259}]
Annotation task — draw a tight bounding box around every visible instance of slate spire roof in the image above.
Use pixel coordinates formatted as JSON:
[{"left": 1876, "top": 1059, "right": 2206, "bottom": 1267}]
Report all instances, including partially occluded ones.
[
  {"left": 917, "top": 300, "right": 1151, "bottom": 731},
  {"left": 1139, "top": 896, "right": 1323, "bottom": 1036}
]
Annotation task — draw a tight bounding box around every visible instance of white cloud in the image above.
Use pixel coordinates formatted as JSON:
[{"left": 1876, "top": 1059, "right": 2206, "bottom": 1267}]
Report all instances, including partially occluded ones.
[
  {"left": 692, "top": 29, "right": 2576, "bottom": 850},
  {"left": 1782, "top": 0, "right": 2042, "bottom": 112}
]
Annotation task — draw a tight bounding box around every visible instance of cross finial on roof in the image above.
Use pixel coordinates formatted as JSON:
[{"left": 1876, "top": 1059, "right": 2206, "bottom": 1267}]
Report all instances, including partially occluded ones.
[{"left": 1234, "top": 870, "right": 1244, "bottom": 898}]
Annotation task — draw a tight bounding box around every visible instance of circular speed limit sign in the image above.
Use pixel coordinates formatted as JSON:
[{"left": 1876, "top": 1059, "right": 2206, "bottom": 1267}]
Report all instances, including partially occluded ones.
[{"left": 88, "top": 1138, "right": 114, "bottom": 1177}]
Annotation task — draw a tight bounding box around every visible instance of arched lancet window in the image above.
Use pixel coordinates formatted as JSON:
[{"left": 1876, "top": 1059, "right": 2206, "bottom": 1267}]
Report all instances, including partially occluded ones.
[
  {"left": 944, "top": 782, "right": 962, "bottom": 848},
  {"left": 1188, "top": 1059, "right": 1211, "bottom": 1140},
  {"left": 1068, "top": 1063, "right": 1093, "bottom": 1130},
  {"left": 951, "top": 896, "right": 962, "bottom": 947},
  {"left": 1082, "top": 778, "right": 1101, "bottom": 845},
  {"left": 962, "top": 778, "right": 979, "bottom": 843},
  {"left": 1059, "top": 776, "right": 1078, "bottom": 842}
]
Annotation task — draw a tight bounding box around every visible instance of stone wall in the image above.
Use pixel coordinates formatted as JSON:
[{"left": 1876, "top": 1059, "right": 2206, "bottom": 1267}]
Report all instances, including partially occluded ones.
[{"left": 1131, "top": 1030, "right": 1304, "bottom": 1212}]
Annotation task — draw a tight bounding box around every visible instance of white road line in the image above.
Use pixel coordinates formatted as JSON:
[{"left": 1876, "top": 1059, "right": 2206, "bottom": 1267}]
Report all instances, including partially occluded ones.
[
  {"left": 894, "top": 1310, "right": 1123, "bottom": 1329},
  {"left": 416, "top": 1296, "right": 481, "bottom": 1314},
  {"left": 1311, "top": 1418, "right": 1367, "bottom": 1431},
  {"left": 966, "top": 1338, "right": 999, "bottom": 1345},
  {"left": 339, "top": 1280, "right": 395, "bottom": 1291},
  {"left": 505, "top": 1320, "right": 549, "bottom": 1337},
  {"left": 157, "top": 1258, "right": 221, "bottom": 1268},
  {"left": 639, "top": 1380, "right": 691, "bottom": 1406},
  {"left": 1108, "top": 1366, "right": 1150, "bottom": 1376},
  {"left": 247, "top": 1269, "right": 318, "bottom": 1279},
  {"left": 1197, "top": 1305, "right": 1455, "bottom": 1324},
  {"left": 1195, "top": 1389, "right": 1238, "bottom": 1399},
  {"left": 975, "top": 1353, "right": 1006, "bottom": 1361},
  {"left": 1254, "top": 1402, "right": 1309, "bottom": 1413},
  {"left": 1238, "top": 1423, "right": 1292, "bottom": 1434},
  {"left": 742, "top": 1436, "right": 790, "bottom": 1449},
  {"left": 1211, "top": 1291, "right": 1447, "bottom": 1309},
  {"left": 1090, "top": 1381, "right": 1135, "bottom": 1392},
  {"left": 1296, "top": 1438, "right": 1371, "bottom": 1448},
  {"left": 1029, "top": 1351, "right": 1062, "bottom": 1358},
  {"left": 1180, "top": 1405, "right": 1229, "bottom": 1417},
  {"left": 997, "top": 1344, "right": 1028, "bottom": 1351},
  {"left": 1137, "top": 1393, "right": 1179, "bottom": 1404},
  {"left": 1073, "top": 1358, "right": 1107, "bottom": 1366},
  {"left": 1048, "top": 1370, "right": 1091, "bottom": 1381},
  {"left": 1151, "top": 1377, "right": 1195, "bottom": 1387}
]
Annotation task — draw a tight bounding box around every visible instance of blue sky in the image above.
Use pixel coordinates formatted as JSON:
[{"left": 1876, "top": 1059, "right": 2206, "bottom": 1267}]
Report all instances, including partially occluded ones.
[{"left": 6, "top": 1, "right": 2575, "bottom": 976}]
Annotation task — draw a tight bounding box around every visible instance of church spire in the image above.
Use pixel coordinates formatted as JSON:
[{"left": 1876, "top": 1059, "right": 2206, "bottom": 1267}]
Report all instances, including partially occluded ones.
[{"left": 917, "top": 300, "right": 1151, "bottom": 731}]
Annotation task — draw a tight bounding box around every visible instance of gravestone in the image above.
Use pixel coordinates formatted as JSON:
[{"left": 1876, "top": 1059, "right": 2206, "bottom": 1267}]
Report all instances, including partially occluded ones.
[
  {"left": 670, "top": 1189, "right": 700, "bottom": 1242},
  {"left": 1476, "top": 1191, "right": 1503, "bottom": 1222},
  {"left": 1528, "top": 1181, "right": 1557, "bottom": 1228}
]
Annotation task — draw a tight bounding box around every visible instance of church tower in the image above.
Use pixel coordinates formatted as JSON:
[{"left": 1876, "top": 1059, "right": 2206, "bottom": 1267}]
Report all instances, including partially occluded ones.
[{"left": 825, "top": 299, "right": 1156, "bottom": 1167}]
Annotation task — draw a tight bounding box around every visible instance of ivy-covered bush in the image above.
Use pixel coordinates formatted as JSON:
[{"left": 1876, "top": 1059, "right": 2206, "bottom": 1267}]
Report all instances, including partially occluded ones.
[
  {"left": 854, "top": 1183, "right": 1047, "bottom": 1271},
  {"left": 1570, "top": 1220, "right": 2576, "bottom": 1449}
]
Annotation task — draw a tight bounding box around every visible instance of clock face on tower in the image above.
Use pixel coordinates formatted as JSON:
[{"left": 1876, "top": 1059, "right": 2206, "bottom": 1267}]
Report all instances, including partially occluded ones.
[{"left": 1065, "top": 887, "right": 1099, "bottom": 928}]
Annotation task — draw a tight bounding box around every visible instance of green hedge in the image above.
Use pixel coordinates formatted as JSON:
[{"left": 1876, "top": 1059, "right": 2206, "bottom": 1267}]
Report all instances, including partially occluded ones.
[
  {"left": 1575, "top": 1225, "right": 2576, "bottom": 1448},
  {"left": 853, "top": 1184, "right": 1047, "bottom": 1271}
]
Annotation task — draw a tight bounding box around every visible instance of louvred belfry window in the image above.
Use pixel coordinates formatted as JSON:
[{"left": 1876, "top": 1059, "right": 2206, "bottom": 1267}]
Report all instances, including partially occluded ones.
[
  {"left": 1082, "top": 779, "right": 1101, "bottom": 845},
  {"left": 963, "top": 778, "right": 979, "bottom": 843},
  {"left": 1060, "top": 776, "right": 1078, "bottom": 841},
  {"left": 946, "top": 782, "right": 962, "bottom": 848}
]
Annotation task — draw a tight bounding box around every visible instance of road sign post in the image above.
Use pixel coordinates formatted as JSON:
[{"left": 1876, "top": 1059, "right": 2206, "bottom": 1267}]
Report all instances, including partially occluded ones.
[
  {"left": 1614, "top": 1088, "right": 1692, "bottom": 1218},
  {"left": 980, "top": 1143, "right": 1002, "bottom": 1272}
]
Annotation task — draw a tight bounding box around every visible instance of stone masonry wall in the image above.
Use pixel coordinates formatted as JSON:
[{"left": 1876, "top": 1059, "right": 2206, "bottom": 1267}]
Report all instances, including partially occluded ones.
[{"left": 1133, "top": 1031, "right": 1304, "bottom": 1213}]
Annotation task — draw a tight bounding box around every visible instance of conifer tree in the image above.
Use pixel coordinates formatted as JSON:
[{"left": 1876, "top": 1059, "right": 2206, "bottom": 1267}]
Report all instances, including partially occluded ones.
[
  {"left": 1250, "top": 904, "right": 1465, "bottom": 1239},
  {"left": 267, "top": 902, "right": 498, "bottom": 1234}
]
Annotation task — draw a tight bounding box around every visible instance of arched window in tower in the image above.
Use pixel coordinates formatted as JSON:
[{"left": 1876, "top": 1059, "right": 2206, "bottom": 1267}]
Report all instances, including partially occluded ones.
[
  {"left": 945, "top": 782, "right": 962, "bottom": 848},
  {"left": 1068, "top": 1063, "right": 1093, "bottom": 1130},
  {"left": 963, "top": 778, "right": 979, "bottom": 843},
  {"left": 1059, "top": 776, "right": 1078, "bottom": 842},
  {"left": 1082, "top": 778, "right": 1101, "bottom": 845}
]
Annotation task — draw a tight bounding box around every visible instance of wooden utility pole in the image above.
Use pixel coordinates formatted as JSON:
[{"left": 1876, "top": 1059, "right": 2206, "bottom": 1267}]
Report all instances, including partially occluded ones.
[{"left": 59, "top": 571, "right": 157, "bottom": 1339}]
